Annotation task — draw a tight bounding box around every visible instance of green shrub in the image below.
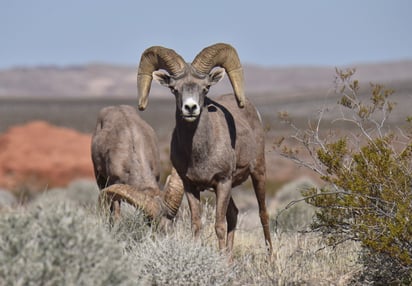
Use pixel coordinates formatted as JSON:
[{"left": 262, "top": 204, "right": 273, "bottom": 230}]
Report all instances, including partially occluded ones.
[
  {"left": 357, "top": 248, "right": 412, "bottom": 285},
  {"left": 279, "top": 69, "right": 412, "bottom": 283},
  {"left": 0, "top": 199, "right": 144, "bottom": 285}
]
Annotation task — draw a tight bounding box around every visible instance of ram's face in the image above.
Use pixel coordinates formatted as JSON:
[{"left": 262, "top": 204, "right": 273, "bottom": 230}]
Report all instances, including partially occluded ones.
[{"left": 153, "top": 68, "right": 225, "bottom": 122}]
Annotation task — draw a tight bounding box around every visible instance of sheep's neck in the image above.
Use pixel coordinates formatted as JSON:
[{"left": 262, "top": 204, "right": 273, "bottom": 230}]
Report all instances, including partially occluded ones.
[{"left": 175, "top": 107, "right": 212, "bottom": 161}]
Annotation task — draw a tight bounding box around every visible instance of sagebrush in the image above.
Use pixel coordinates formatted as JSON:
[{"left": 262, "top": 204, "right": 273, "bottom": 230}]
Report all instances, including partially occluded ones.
[{"left": 0, "top": 199, "right": 142, "bottom": 285}]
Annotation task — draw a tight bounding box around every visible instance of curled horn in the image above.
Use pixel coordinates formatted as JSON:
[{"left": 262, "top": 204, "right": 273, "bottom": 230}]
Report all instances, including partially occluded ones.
[
  {"left": 137, "top": 46, "right": 187, "bottom": 110},
  {"left": 191, "top": 43, "right": 245, "bottom": 108},
  {"left": 160, "top": 167, "right": 184, "bottom": 219},
  {"left": 99, "top": 184, "right": 163, "bottom": 220},
  {"left": 99, "top": 168, "right": 184, "bottom": 220}
]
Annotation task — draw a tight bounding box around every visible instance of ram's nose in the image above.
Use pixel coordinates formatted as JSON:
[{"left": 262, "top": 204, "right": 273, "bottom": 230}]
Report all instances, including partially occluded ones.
[
  {"left": 183, "top": 102, "right": 199, "bottom": 114},
  {"left": 182, "top": 98, "right": 200, "bottom": 121}
]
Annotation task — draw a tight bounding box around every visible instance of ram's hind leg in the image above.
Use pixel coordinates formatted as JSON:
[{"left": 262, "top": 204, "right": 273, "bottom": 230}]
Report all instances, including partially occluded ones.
[
  {"left": 109, "top": 201, "right": 121, "bottom": 224},
  {"left": 251, "top": 168, "right": 273, "bottom": 255}
]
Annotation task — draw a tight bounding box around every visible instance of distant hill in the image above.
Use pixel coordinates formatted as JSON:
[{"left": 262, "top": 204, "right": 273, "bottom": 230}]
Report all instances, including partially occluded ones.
[
  {"left": 1, "top": 61, "right": 411, "bottom": 99},
  {"left": 0, "top": 61, "right": 410, "bottom": 187}
]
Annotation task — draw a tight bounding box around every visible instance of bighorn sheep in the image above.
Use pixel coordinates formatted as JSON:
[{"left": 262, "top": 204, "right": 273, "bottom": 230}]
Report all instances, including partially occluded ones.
[
  {"left": 133, "top": 43, "right": 273, "bottom": 256},
  {"left": 91, "top": 105, "right": 183, "bottom": 221}
]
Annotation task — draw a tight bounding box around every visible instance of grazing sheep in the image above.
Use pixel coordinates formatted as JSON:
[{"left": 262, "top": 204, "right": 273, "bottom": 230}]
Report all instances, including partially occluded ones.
[
  {"left": 91, "top": 105, "right": 183, "bottom": 221},
  {"left": 132, "top": 43, "right": 273, "bottom": 257}
]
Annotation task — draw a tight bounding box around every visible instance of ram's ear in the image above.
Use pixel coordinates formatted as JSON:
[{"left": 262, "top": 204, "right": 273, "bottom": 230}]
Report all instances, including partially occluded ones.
[
  {"left": 153, "top": 70, "right": 171, "bottom": 87},
  {"left": 209, "top": 67, "right": 225, "bottom": 86}
]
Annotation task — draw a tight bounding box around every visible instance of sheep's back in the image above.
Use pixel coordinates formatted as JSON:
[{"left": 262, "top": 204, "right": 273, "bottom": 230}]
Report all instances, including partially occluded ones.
[{"left": 91, "top": 105, "right": 160, "bottom": 188}]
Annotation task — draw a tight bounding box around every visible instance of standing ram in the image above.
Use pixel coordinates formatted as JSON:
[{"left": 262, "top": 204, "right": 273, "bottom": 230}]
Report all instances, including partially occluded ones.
[
  {"left": 104, "top": 43, "right": 273, "bottom": 257},
  {"left": 91, "top": 105, "right": 183, "bottom": 222}
]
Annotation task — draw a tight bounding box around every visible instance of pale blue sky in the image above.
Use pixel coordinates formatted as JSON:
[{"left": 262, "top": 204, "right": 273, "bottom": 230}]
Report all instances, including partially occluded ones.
[{"left": 1, "top": 0, "right": 411, "bottom": 69}]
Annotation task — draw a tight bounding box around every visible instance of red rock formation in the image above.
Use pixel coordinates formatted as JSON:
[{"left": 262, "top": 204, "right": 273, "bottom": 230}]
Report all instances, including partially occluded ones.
[{"left": 0, "top": 121, "right": 94, "bottom": 191}]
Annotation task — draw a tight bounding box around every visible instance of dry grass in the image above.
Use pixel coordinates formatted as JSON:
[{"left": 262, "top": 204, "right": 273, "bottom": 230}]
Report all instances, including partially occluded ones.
[
  {"left": 234, "top": 230, "right": 362, "bottom": 285},
  {"left": 172, "top": 195, "right": 362, "bottom": 285}
]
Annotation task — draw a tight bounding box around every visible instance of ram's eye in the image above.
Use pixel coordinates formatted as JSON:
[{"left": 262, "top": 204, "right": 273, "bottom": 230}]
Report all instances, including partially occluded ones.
[
  {"left": 203, "top": 85, "right": 210, "bottom": 93},
  {"left": 170, "top": 87, "right": 177, "bottom": 94}
]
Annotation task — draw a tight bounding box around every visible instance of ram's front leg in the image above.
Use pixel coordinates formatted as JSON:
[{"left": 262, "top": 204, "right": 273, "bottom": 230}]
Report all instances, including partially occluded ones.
[
  {"left": 226, "top": 197, "right": 238, "bottom": 254},
  {"left": 185, "top": 185, "right": 202, "bottom": 239},
  {"left": 215, "top": 179, "right": 232, "bottom": 253}
]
